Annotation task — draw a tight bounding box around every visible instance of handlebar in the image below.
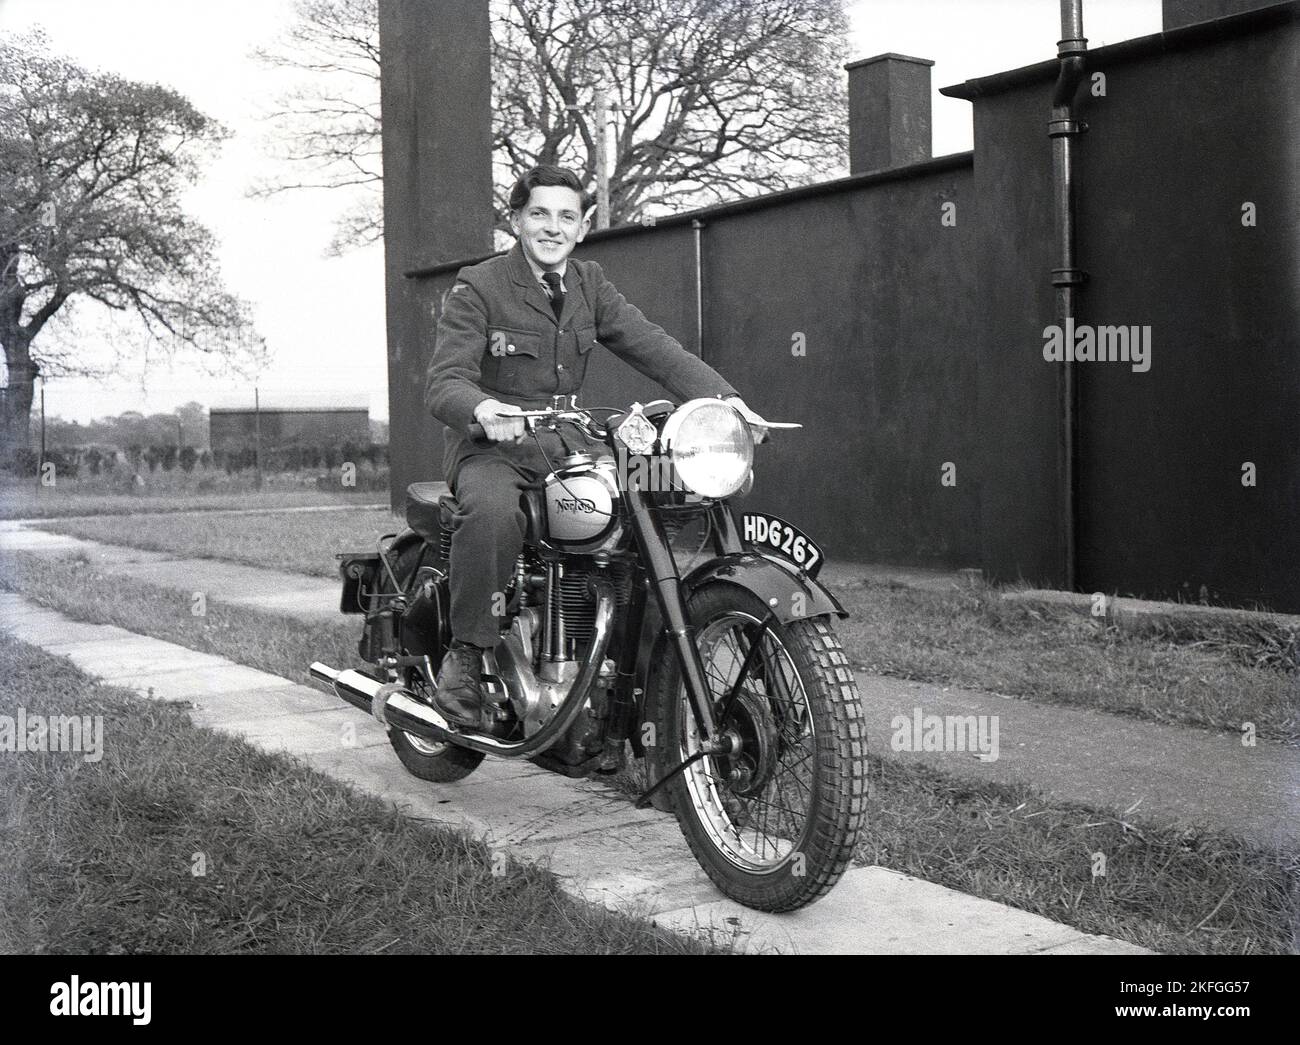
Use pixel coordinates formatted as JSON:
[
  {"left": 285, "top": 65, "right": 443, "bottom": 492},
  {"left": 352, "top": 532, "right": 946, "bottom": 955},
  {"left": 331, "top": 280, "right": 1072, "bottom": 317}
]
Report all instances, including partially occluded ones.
[
  {"left": 466, "top": 402, "right": 801, "bottom": 446},
  {"left": 467, "top": 406, "right": 608, "bottom": 446}
]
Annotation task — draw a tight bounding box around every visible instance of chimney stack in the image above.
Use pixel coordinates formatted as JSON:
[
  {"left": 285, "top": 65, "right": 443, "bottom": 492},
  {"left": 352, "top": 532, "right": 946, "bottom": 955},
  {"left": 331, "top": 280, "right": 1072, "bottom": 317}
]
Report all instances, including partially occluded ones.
[{"left": 844, "top": 53, "right": 934, "bottom": 175}]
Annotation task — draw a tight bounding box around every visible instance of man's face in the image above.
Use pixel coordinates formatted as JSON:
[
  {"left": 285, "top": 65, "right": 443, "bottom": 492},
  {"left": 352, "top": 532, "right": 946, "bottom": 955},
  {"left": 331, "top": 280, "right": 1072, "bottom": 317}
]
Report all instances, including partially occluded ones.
[{"left": 510, "top": 185, "right": 593, "bottom": 271}]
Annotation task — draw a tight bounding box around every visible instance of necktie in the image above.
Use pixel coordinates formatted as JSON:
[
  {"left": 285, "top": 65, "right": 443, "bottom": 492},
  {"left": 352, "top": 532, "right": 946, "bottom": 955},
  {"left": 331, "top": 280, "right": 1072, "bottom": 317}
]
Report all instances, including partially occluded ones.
[{"left": 541, "top": 271, "right": 564, "bottom": 322}]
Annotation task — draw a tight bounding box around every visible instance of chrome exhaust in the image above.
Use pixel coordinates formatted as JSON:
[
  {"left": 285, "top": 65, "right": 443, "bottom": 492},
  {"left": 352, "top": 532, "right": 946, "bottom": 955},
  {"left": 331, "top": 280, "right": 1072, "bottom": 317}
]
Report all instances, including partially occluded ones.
[
  {"left": 309, "top": 575, "right": 616, "bottom": 759},
  {"left": 308, "top": 664, "right": 455, "bottom": 747}
]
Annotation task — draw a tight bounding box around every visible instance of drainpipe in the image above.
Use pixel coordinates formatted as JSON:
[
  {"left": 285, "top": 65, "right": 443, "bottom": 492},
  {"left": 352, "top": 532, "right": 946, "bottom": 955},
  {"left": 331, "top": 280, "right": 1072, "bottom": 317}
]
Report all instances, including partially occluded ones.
[
  {"left": 1049, "top": 0, "right": 1088, "bottom": 591},
  {"left": 692, "top": 218, "right": 705, "bottom": 355}
]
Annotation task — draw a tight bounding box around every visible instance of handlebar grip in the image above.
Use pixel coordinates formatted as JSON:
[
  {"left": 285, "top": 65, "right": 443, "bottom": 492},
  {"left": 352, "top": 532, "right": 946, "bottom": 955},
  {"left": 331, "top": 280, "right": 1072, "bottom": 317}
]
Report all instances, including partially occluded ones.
[{"left": 466, "top": 422, "right": 493, "bottom": 446}]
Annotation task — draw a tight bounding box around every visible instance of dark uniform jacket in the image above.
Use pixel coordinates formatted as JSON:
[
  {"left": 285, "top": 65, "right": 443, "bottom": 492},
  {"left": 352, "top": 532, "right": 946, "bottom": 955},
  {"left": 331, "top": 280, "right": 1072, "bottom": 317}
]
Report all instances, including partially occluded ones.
[{"left": 426, "top": 242, "right": 737, "bottom": 487}]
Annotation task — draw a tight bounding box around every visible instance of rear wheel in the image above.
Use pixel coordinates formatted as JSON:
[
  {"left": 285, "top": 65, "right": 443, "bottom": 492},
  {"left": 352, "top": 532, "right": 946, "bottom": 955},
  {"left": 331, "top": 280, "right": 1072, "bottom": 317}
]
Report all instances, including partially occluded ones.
[
  {"left": 650, "top": 584, "right": 866, "bottom": 912},
  {"left": 385, "top": 541, "right": 484, "bottom": 783},
  {"left": 389, "top": 726, "right": 483, "bottom": 782}
]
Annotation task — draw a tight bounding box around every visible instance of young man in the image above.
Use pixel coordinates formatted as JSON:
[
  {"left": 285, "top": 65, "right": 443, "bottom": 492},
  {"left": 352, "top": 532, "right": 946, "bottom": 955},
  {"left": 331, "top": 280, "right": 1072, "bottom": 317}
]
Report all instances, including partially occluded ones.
[{"left": 424, "top": 164, "right": 765, "bottom": 729}]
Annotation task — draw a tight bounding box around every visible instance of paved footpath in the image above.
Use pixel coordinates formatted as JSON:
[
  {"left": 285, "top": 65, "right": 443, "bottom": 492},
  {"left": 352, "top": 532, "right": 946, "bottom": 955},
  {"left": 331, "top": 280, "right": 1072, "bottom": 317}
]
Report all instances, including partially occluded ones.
[
  {"left": 3, "top": 520, "right": 1295, "bottom": 849},
  {"left": 0, "top": 590, "right": 1148, "bottom": 954}
]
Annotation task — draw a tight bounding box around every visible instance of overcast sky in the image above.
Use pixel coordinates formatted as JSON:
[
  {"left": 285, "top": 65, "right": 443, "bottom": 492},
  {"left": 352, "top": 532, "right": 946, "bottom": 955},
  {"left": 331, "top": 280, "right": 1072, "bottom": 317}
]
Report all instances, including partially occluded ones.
[{"left": 1, "top": 0, "right": 1161, "bottom": 424}]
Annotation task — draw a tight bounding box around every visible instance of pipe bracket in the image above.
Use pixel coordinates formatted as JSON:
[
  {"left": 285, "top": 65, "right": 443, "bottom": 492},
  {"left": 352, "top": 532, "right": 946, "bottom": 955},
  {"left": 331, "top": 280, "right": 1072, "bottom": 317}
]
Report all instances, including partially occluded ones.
[
  {"left": 1051, "top": 268, "right": 1089, "bottom": 287},
  {"left": 1048, "top": 118, "right": 1088, "bottom": 137}
]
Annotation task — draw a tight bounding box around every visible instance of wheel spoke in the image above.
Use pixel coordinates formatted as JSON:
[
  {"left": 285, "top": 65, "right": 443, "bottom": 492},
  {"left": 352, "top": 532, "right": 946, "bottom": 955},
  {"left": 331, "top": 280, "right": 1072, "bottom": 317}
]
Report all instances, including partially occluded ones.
[{"left": 675, "top": 609, "right": 830, "bottom": 873}]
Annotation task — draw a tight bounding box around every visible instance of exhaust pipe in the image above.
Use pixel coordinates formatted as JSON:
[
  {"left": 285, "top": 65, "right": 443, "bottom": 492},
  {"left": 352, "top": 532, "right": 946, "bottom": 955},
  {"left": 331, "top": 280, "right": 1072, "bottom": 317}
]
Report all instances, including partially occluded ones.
[
  {"left": 310, "top": 576, "right": 616, "bottom": 759},
  {"left": 309, "top": 663, "right": 456, "bottom": 746}
]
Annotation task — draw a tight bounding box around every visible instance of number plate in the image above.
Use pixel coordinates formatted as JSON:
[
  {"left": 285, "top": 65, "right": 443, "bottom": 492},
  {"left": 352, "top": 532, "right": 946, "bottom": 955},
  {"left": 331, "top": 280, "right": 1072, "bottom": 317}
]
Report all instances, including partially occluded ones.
[{"left": 739, "top": 512, "right": 825, "bottom": 578}]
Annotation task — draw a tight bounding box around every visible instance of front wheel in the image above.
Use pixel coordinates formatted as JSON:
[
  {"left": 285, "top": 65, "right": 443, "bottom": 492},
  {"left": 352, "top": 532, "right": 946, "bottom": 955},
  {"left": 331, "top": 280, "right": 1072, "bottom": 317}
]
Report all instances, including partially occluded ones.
[{"left": 649, "top": 584, "right": 867, "bottom": 912}]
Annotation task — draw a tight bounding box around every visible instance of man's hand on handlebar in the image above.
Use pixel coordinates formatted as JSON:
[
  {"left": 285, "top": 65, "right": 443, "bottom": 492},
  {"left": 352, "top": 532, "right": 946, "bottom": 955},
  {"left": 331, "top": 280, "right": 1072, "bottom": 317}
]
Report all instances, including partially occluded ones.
[
  {"left": 723, "top": 395, "right": 771, "bottom": 445},
  {"left": 473, "top": 399, "right": 527, "bottom": 444}
]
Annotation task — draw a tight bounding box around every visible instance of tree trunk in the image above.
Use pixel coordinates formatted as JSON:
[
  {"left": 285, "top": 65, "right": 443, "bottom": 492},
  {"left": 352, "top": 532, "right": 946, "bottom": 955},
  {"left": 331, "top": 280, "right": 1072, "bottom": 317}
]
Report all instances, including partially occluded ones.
[{"left": 0, "top": 329, "right": 36, "bottom": 454}]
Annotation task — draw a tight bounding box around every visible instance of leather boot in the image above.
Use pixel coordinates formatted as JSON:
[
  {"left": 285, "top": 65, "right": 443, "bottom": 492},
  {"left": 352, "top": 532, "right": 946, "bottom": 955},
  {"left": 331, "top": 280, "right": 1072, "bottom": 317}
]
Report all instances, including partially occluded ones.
[{"left": 432, "top": 642, "right": 486, "bottom": 729}]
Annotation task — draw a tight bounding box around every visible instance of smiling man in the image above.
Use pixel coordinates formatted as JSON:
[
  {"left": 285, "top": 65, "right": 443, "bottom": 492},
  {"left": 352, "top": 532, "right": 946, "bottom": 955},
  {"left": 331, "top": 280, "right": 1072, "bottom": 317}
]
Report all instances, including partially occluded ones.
[{"left": 423, "top": 164, "right": 764, "bottom": 730}]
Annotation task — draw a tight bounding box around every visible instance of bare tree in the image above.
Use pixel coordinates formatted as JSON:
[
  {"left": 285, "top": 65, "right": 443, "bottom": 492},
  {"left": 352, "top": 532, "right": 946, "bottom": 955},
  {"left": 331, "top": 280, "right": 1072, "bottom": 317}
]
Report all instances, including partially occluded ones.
[
  {"left": 494, "top": 0, "right": 849, "bottom": 227},
  {"left": 253, "top": 0, "right": 848, "bottom": 249},
  {"left": 248, "top": 0, "right": 383, "bottom": 257},
  {"left": 0, "top": 30, "right": 262, "bottom": 450}
]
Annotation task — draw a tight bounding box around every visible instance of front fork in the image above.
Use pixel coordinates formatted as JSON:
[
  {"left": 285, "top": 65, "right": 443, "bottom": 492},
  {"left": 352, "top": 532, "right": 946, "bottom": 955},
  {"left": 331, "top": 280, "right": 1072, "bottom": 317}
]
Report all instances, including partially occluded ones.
[{"left": 623, "top": 487, "right": 727, "bottom": 746}]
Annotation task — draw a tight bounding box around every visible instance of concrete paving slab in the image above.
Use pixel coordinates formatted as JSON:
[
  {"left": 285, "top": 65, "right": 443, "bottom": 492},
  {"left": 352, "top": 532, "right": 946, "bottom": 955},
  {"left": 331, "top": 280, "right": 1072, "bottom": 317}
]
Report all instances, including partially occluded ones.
[
  {"left": 651, "top": 866, "right": 1152, "bottom": 955},
  {"left": 229, "top": 708, "right": 391, "bottom": 756},
  {"left": 96, "top": 558, "right": 339, "bottom": 618},
  {"left": 854, "top": 672, "right": 1300, "bottom": 849},
  {"left": 6, "top": 618, "right": 142, "bottom": 650},
  {"left": 1005, "top": 587, "right": 1300, "bottom": 626},
  {"left": 0, "top": 592, "right": 1152, "bottom": 954},
  {"left": 114, "top": 666, "right": 301, "bottom": 701},
  {"left": 35, "top": 636, "right": 228, "bottom": 682},
  {"left": 187, "top": 684, "right": 342, "bottom": 725},
  {"left": 0, "top": 529, "right": 98, "bottom": 553}
]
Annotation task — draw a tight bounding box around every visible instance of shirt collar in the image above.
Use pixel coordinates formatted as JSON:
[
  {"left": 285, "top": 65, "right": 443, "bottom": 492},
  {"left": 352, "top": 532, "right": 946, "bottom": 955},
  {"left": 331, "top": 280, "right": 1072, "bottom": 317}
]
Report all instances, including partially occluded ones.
[{"left": 522, "top": 251, "right": 566, "bottom": 285}]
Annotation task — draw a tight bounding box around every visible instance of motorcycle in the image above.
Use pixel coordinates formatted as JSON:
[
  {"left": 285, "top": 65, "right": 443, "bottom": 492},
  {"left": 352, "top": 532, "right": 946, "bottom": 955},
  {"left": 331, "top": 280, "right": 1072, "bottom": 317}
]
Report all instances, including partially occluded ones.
[{"left": 310, "top": 396, "right": 866, "bottom": 912}]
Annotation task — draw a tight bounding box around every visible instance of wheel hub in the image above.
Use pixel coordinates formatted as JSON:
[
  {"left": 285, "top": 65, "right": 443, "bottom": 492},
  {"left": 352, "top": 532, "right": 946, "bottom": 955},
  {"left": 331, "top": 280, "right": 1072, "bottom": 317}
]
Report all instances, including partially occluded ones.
[{"left": 713, "top": 691, "right": 779, "bottom": 799}]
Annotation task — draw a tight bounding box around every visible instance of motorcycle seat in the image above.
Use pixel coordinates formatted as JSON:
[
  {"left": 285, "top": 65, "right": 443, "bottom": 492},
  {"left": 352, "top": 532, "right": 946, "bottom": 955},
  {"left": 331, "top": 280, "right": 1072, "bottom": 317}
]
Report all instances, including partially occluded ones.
[
  {"left": 404, "top": 483, "right": 547, "bottom": 545},
  {"left": 404, "top": 483, "right": 448, "bottom": 542}
]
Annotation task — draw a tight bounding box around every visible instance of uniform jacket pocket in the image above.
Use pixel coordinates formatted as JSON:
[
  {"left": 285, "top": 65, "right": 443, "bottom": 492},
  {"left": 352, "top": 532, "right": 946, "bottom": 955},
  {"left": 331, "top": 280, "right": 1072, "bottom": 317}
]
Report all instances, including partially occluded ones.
[{"left": 484, "top": 327, "right": 542, "bottom": 394}]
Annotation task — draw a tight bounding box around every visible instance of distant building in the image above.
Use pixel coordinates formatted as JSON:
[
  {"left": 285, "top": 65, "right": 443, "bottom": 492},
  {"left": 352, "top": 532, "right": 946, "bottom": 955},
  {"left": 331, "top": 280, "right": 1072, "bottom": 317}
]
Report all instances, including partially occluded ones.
[{"left": 208, "top": 393, "right": 370, "bottom": 453}]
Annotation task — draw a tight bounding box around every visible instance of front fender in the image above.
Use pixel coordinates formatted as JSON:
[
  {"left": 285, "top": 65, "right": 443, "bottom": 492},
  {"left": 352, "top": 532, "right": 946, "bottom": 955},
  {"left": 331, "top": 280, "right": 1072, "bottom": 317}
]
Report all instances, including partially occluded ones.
[
  {"left": 631, "top": 551, "right": 844, "bottom": 771},
  {"left": 682, "top": 552, "right": 845, "bottom": 622}
]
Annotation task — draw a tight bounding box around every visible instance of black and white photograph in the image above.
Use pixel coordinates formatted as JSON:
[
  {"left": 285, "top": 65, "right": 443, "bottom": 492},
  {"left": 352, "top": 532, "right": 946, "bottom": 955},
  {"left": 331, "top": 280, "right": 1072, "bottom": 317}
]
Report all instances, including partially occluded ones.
[{"left": 0, "top": 0, "right": 1296, "bottom": 989}]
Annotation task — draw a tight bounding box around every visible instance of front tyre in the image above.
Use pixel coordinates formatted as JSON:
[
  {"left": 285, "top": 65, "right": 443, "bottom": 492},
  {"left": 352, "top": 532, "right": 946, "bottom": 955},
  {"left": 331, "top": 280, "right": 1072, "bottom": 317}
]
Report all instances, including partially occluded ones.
[{"left": 650, "top": 584, "right": 866, "bottom": 912}]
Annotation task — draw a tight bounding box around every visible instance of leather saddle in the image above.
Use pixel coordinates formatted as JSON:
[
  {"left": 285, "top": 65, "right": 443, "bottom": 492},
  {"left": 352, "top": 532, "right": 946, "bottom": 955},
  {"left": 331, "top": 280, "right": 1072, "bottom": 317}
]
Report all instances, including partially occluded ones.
[{"left": 404, "top": 482, "right": 546, "bottom": 545}]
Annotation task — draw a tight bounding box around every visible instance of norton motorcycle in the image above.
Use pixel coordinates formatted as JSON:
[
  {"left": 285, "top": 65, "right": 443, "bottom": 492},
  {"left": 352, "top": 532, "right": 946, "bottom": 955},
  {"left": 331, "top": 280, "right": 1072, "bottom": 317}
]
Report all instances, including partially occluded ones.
[{"left": 311, "top": 396, "right": 866, "bottom": 912}]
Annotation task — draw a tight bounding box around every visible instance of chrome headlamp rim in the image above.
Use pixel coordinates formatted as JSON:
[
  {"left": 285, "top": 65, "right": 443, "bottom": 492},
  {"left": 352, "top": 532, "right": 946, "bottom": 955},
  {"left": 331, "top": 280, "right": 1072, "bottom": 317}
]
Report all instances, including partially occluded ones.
[{"left": 660, "top": 398, "right": 754, "bottom": 499}]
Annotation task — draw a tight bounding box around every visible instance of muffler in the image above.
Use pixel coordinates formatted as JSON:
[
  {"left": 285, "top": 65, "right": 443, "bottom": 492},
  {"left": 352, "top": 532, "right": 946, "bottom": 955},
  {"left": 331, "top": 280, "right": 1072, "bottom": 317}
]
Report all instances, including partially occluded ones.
[{"left": 309, "top": 664, "right": 453, "bottom": 747}]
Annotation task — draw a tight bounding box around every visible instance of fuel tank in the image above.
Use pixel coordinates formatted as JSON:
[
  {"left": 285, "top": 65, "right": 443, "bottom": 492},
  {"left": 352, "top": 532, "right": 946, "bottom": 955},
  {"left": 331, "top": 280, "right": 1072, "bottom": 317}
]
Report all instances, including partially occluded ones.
[{"left": 543, "top": 453, "right": 623, "bottom": 552}]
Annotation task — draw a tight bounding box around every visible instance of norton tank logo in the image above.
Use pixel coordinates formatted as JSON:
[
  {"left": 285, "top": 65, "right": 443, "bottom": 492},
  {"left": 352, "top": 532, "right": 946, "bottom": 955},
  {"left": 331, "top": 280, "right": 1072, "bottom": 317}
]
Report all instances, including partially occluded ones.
[{"left": 555, "top": 496, "right": 597, "bottom": 514}]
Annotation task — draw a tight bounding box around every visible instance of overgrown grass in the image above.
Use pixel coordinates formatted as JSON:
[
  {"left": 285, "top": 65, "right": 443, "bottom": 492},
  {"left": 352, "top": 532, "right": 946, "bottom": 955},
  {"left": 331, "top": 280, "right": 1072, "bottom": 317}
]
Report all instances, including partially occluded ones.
[
  {"left": 35, "top": 508, "right": 400, "bottom": 577},
  {"left": 831, "top": 580, "right": 1299, "bottom": 746},
  {"left": 0, "top": 634, "right": 720, "bottom": 954}
]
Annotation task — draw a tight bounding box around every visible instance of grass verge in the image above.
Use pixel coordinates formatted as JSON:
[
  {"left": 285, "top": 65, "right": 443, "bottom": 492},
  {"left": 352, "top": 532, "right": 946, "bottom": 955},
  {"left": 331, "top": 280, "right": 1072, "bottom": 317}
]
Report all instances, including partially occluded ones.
[
  {"left": 0, "top": 477, "right": 384, "bottom": 520},
  {"left": 0, "top": 550, "right": 361, "bottom": 687},
  {"left": 5, "top": 551, "right": 1297, "bottom": 954},
  {"left": 830, "top": 580, "right": 1299, "bottom": 745},
  {"left": 34, "top": 508, "right": 399, "bottom": 577},
  {"left": 0, "top": 632, "right": 721, "bottom": 954},
  {"left": 610, "top": 745, "right": 1300, "bottom": 954},
  {"left": 34, "top": 508, "right": 1299, "bottom": 744},
  {"left": 857, "top": 755, "right": 1297, "bottom": 955}
]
